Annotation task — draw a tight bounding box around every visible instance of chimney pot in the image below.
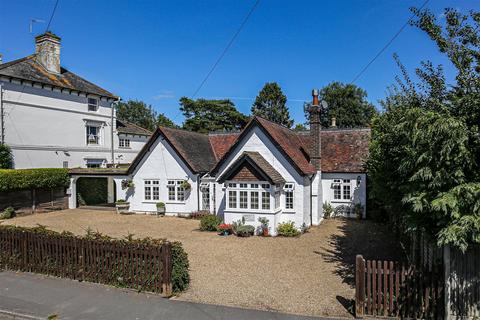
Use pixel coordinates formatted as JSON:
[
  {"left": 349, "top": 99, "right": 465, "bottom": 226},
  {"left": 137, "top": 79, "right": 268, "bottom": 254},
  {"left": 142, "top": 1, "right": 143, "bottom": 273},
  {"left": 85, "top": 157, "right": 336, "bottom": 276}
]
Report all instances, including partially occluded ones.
[
  {"left": 312, "top": 89, "right": 319, "bottom": 106},
  {"left": 331, "top": 117, "right": 336, "bottom": 127},
  {"left": 35, "top": 31, "right": 61, "bottom": 74}
]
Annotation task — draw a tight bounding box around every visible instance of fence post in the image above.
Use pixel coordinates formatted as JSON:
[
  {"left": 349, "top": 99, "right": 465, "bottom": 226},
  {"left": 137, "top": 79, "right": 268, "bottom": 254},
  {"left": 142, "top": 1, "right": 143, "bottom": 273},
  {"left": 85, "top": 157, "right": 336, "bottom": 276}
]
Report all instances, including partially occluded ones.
[
  {"left": 444, "top": 245, "right": 451, "bottom": 320},
  {"left": 356, "top": 255, "right": 365, "bottom": 318},
  {"left": 161, "top": 242, "right": 173, "bottom": 297}
]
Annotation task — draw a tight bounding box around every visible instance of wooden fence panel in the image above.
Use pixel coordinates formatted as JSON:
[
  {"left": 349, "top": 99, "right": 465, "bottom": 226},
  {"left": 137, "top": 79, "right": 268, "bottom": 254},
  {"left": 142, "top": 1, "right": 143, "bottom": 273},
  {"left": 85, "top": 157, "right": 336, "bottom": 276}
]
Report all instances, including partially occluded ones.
[
  {"left": 0, "top": 228, "right": 172, "bottom": 296},
  {"left": 355, "top": 255, "right": 444, "bottom": 318}
]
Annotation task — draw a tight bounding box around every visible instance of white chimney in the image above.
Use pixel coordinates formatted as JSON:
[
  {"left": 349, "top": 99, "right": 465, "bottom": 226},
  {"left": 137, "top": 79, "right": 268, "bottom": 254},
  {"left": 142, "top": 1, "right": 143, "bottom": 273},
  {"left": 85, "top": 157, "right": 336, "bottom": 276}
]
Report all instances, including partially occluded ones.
[{"left": 35, "top": 32, "right": 61, "bottom": 74}]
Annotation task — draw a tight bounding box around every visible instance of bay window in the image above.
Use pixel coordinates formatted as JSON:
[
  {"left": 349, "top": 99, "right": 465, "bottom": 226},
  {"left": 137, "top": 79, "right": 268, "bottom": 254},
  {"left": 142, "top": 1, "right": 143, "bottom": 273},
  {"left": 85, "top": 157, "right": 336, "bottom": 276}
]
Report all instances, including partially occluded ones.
[{"left": 226, "top": 182, "right": 272, "bottom": 211}]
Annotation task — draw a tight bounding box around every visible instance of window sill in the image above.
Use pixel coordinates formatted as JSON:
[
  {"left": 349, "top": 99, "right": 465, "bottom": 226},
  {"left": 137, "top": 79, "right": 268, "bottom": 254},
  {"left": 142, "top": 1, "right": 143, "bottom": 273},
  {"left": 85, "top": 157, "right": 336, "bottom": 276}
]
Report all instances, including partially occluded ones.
[
  {"left": 119, "top": 147, "right": 131, "bottom": 149},
  {"left": 165, "top": 201, "right": 186, "bottom": 204},
  {"left": 283, "top": 210, "right": 295, "bottom": 214},
  {"left": 331, "top": 200, "right": 353, "bottom": 204},
  {"left": 225, "top": 208, "right": 280, "bottom": 214}
]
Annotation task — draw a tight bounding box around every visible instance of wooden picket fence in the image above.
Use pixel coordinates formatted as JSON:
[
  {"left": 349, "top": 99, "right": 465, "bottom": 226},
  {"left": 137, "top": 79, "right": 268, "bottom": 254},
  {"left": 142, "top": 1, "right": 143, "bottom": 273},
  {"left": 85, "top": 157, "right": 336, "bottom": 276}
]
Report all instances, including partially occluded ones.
[
  {"left": 355, "top": 255, "right": 443, "bottom": 318},
  {"left": 0, "top": 227, "right": 172, "bottom": 296}
]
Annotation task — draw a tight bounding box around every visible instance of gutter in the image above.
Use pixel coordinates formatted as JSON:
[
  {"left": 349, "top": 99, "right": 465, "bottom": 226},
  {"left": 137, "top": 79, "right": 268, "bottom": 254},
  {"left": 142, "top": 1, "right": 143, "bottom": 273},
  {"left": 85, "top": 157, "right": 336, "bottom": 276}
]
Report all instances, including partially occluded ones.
[{"left": 309, "top": 174, "right": 314, "bottom": 226}]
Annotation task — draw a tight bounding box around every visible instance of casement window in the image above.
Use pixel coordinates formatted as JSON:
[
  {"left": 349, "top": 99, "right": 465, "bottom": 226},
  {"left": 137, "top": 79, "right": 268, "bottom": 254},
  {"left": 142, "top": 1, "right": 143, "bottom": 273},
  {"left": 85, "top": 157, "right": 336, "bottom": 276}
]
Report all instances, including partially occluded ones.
[
  {"left": 62, "top": 161, "right": 69, "bottom": 168},
  {"left": 85, "top": 158, "right": 104, "bottom": 168},
  {"left": 144, "top": 180, "right": 160, "bottom": 201},
  {"left": 332, "top": 179, "right": 352, "bottom": 201},
  {"left": 88, "top": 98, "right": 98, "bottom": 112},
  {"left": 119, "top": 138, "right": 130, "bottom": 148},
  {"left": 284, "top": 183, "right": 294, "bottom": 210},
  {"left": 274, "top": 187, "right": 281, "bottom": 209},
  {"left": 86, "top": 125, "right": 100, "bottom": 145},
  {"left": 167, "top": 180, "right": 186, "bottom": 202},
  {"left": 200, "top": 182, "right": 210, "bottom": 210},
  {"left": 226, "top": 182, "right": 271, "bottom": 211}
]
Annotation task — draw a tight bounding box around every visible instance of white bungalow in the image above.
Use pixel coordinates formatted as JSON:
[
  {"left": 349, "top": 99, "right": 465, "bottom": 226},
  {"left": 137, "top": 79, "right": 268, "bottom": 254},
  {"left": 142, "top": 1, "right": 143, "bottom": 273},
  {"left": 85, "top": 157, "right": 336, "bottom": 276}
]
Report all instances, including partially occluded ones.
[{"left": 69, "top": 90, "right": 370, "bottom": 235}]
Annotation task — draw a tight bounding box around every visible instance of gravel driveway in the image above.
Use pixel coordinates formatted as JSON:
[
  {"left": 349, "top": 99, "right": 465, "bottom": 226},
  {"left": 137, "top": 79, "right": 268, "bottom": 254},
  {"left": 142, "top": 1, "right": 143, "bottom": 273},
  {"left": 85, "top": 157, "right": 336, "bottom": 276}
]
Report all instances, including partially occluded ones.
[{"left": 2, "top": 209, "right": 404, "bottom": 318}]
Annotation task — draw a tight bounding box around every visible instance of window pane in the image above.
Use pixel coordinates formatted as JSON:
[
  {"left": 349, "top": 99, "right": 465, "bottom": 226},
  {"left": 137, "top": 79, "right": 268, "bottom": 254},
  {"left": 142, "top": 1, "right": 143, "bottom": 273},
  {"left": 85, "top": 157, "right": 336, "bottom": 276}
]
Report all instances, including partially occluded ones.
[
  {"left": 153, "top": 186, "right": 159, "bottom": 200},
  {"left": 261, "top": 184, "right": 270, "bottom": 189},
  {"left": 145, "top": 186, "right": 151, "bottom": 200},
  {"left": 239, "top": 183, "right": 248, "bottom": 188},
  {"left": 177, "top": 186, "right": 185, "bottom": 201},
  {"left": 333, "top": 185, "right": 341, "bottom": 200},
  {"left": 228, "top": 183, "right": 236, "bottom": 188},
  {"left": 202, "top": 188, "right": 210, "bottom": 210},
  {"left": 250, "top": 191, "right": 259, "bottom": 209},
  {"left": 262, "top": 192, "right": 270, "bottom": 210},
  {"left": 239, "top": 191, "right": 248, "bottom": 209},
  {"left": 251, "top": 183, "right": 258, "bottom": 188},
  {"left": 228, "top": 191, "right": 237, "bottom": 208},
  {"left": 168, "top": 186, "right": 175, "bottom": 201},
  {"left": 285, "top": 191, "right": 293, "bottom": 209},
  {"left": 343, "top": 185, "right": 351, "bottom": 200}
]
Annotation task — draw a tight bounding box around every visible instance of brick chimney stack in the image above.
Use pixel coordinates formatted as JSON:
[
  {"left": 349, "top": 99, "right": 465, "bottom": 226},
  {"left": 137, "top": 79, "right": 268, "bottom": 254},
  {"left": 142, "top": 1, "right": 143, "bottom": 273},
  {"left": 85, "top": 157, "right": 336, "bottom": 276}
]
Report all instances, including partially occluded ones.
[
  {"left": 35, "top": 32, "right": 61, "bottom": 74},
  {"left": 306, "top": 89, "right": 322, "bottom": 171}
]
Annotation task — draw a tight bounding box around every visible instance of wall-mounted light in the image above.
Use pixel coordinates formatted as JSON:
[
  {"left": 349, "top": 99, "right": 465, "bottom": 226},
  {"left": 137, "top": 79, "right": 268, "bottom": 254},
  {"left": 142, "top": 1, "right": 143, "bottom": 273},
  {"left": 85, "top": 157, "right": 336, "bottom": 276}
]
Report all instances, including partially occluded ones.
[{"left": 356, "top": 175, "right": 362, "bottom": 187}]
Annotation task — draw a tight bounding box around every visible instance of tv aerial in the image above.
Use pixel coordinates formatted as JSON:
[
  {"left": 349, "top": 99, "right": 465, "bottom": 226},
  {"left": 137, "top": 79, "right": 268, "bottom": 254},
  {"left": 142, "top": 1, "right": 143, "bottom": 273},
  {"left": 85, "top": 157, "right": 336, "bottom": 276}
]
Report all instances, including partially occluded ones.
[{"left": 29, "top": 19, "right": 45, "bottom": 34}]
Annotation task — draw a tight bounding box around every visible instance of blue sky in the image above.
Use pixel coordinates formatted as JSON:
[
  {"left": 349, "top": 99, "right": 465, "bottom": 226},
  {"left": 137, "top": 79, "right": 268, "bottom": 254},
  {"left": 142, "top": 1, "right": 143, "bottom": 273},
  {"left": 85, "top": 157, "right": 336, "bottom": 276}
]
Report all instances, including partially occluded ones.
[{"left": 1, "top": 0, "right": 478, "bottom": 126}]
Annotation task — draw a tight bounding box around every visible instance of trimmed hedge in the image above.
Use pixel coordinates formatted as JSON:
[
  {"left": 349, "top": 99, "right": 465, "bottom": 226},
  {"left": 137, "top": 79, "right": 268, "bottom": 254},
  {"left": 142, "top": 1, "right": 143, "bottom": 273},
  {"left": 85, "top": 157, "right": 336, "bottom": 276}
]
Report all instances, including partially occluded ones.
[{"left": 0, "top": 168, "right": 70, "bottom": 192}]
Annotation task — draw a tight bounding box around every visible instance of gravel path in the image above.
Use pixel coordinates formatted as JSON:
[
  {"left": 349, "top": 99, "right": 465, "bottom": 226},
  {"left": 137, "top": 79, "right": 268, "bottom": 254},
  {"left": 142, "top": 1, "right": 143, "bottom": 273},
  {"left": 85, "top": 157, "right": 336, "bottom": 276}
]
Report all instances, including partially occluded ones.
[{"left": 2, "top": 210, "right": 404, "bottom": 318}]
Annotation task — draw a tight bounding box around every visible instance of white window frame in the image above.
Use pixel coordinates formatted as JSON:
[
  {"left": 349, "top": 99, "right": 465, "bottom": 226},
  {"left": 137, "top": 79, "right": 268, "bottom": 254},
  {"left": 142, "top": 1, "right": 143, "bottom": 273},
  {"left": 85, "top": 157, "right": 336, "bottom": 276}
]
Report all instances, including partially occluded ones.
[
  {"left": 167, "top": 180, "right": 186, "bottom": 203},
  {"left": 284, "top": 183, "right": 294, "bottom": 211},
  {"left": 226, "top": 181, "right": 272, "bottom": 212},
  {"left": 86, "top": 125, "right": 101, "bottom": 145},
  {"left": 332, "top": 179, "right": 352, "bottom": 202},
  {"left": 88, "top": 97, "right": 98, "bottom": 112},
  {"left": 119, "top": 138, "right": 130, "bottom": 148},
  {"left": 85, "top": 158, "right": 104, "bottom": 168},
  {"left": 144, "top": 180, "right": 160, "bottom": 201}
]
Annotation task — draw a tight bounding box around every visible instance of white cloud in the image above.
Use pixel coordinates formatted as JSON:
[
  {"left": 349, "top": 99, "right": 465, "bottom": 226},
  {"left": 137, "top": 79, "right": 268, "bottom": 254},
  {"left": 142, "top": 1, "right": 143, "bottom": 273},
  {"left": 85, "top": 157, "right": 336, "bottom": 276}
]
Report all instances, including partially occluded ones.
[{"left": 153, "top": 91, "right": 175, "bottom": 100}]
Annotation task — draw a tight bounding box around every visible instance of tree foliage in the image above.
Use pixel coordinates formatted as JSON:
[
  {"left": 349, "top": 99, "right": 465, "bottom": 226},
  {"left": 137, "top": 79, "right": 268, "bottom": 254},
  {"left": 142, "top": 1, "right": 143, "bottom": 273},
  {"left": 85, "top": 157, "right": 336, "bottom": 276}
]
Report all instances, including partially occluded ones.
[
  {"left": 0, "top": 144, "right": 13, "bottom": 169},
  {"left": 309, "top": 82, "right": 377, "bottom": 128},
  {"left": 116, "top": 100, "right": 177, "bottom": 131},
  {"left": 367, "top": 7, "right": 480, "bottom": 251},
  {"left": 251, "top": 82, "right": 293, "bottom": 127},
  {"left": 180, "top": 97, "right": 248, "bottom": 134},
  {"left": 0, "top": 168, "right": 70, "bottom": 192}
]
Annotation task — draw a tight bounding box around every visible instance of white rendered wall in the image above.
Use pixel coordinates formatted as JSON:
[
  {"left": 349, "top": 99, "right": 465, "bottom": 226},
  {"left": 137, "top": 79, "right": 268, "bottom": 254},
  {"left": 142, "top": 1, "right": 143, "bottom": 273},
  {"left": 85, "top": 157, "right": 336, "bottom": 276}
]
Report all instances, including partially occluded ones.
[
  {"left": 127, "top": 136, "right": 199, "bottom": 215},
  {"left": 1, "top": 81, "right": 145, "bottom": 168},
  {"left": 213, "top": 126, "right": 310, "bottom": 231},
  {"left": 115, "top": 133, "right": 149, "bottom": 165},
  {"left": 321, "top": 173, "right": 367, "bottom": 218}
]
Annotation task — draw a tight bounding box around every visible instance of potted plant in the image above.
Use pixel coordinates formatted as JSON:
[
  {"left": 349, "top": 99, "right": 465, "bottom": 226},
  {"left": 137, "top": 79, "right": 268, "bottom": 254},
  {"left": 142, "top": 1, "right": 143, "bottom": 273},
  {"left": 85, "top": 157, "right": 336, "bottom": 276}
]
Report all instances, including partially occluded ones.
[
  {"left": 180, "top": 180, "right": 191, "bottom": 191},
  {"left": 115, "top": 199, "right": 130, "bottom": 214},
  {"left": 323, "top": 202, "right": 333, "bottom": 219},
  {"left": 258, "top": 217, "right": 269, "bottom": 236},
  {"left": 217, "top": 223, "right": 233, "bottom": 236},
  {"left": 156, "top": 202, "right": 166, "bottom": 216},
  {"left": 121, "top": 179, "right": 134, "bottom": 190}
]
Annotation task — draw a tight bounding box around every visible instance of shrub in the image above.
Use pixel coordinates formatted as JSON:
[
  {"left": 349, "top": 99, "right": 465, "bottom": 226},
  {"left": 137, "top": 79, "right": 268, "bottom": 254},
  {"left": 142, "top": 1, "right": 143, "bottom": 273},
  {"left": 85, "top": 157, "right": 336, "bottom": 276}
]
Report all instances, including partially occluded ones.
[
  {"left": 171, "top": 242, "right": 189, "bottom": 293},
  {"left": 0, "top": 207, "right": 15, "bottom": 219},
  {"left": 235, "top": 225, "right": 255, "bottom": 237},
  {"left": 277, "top": 221, "right": 300, "bottom": 237},
  {"left": 323, "top": 202, "right": 333, "bottom": 219},
  {"left": 0, "top": 168, "right": 70, "bottom": 192},
  {"left": 116, "top": 199, "right": 128, "bottom": 204},
  {"left": 156, "top": 202, "right": 165, "bottom": 208},
  {"left": 0, "top": 144, "right": 13, "bottom": 169},
  {"left": 199, "top": 215, "right": 221, "bottom": 231}
]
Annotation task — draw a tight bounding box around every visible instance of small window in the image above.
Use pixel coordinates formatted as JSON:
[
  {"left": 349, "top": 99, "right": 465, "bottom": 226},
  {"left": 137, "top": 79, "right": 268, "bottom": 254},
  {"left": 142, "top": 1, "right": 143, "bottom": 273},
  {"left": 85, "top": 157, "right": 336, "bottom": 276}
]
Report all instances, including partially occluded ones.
[
  {"left": 284, "top": 183, "right": 294, "bottom": 210},
  {"left": 86, "top": 125, "right": 100, "bottom": 145},
  {"left": 239, "top": 183, "right": 248, "bottom": 188},
  {"left": 62, "top": 161, "right": 69, "bottom": 168},
  {"left": 261, "top": 183, "right": 270, "bottom": 189},
  {"left": 228, "top": 183, "right": 237, "bottom": 188},
  {"left": 119, "top": 138, "right": 130, "bottom": 148},
  {"left": 85, "top": 159, "right": 104, "bottom": 168},
  {"left": 88, "top": 98, "right": 98, "bottom": 111},
  {"left": 250, "top": 183, "right": 259, "bottom": 188}
]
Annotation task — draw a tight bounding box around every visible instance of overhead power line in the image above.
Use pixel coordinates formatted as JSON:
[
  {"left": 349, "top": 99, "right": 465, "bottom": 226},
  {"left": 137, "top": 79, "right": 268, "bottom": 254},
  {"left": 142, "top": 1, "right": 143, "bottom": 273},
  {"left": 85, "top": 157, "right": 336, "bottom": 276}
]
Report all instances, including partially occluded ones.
[
  {"left": 191, "top": 0, "right": 260, "bottom": 98},
  {"left": 45, "top": 0, "right": 59, "bottom": 32},
  {"left": 350, "top": 0, "right": 429, "bottom": 84}
]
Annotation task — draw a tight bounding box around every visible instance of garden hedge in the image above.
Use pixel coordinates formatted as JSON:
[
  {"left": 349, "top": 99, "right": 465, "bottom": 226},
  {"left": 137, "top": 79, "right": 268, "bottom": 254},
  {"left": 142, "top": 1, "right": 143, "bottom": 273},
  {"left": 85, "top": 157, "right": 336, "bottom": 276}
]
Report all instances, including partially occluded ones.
[{"left": 0, "top": 168, "right": 70, "bottom": 192}]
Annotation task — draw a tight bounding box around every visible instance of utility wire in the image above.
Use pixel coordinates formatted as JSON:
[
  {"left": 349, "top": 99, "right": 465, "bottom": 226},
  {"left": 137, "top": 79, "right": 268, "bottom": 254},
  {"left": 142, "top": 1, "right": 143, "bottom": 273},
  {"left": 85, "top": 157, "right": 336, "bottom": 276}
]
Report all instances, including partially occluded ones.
[
  {"left": 191, "top": 0, "right": 260, "bottom": 98},
  {"left": 45, "top": 0, "right": 59, "bottom": 32},
  {"left": 350, "top": 0, "right": 429, "bottom": 84}
]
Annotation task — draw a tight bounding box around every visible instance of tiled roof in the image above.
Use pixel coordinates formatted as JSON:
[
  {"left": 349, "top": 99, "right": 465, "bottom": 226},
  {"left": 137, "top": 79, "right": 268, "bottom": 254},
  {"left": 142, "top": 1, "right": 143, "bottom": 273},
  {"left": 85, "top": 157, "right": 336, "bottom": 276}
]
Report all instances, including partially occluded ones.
[
  {"left": 217, "top": 151, "right": 286, "bottom": 184},
  {"left": 116, "top": 119, "right": 152, "bottom": 136},
  {"left": 208, "top": 132, "right": 240, "bottom": 161},
  {"left": 129, "top": 126, "right": 217, "bottom": 174},
  {"left": 0, "top": 55, "right": 117, "bottom": 99}
]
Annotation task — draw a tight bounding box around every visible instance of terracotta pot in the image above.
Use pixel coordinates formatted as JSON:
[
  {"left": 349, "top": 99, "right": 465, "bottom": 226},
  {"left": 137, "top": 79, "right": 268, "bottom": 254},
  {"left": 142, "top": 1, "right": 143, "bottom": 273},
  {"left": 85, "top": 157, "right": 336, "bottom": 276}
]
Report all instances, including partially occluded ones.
[{"left": 262, "top": 228, "right": 269, "bottom": 237}]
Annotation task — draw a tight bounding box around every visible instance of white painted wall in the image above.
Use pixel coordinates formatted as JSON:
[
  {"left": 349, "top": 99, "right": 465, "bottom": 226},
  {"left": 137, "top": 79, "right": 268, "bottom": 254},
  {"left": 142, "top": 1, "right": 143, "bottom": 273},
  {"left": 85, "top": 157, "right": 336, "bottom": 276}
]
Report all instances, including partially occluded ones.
[
  {"left": 126, "top": 135, "right": 199, "bottom": 215},
  {"left": 213, "top": 126, "right": 309, "bottom": 232},
  {"left": 1, "top": 80, "right": 146, "bottom": 169},
  {"left": 115, "top": 133, "right": 149, "bottom": 164},
  {"left": 321, "top": 172, "right": 367, "bottom": 219}
]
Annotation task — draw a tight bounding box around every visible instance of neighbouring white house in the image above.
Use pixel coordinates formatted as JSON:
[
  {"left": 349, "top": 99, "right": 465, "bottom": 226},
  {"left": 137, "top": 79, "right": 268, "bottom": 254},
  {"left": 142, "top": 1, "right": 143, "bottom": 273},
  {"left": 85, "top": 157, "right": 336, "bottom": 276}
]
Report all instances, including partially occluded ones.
[
  {"left": 0, "top": 32, "right": 151, "bottom": 169},
  {"left": 68, "top": 90, "right": 370, "bottom": 235}
]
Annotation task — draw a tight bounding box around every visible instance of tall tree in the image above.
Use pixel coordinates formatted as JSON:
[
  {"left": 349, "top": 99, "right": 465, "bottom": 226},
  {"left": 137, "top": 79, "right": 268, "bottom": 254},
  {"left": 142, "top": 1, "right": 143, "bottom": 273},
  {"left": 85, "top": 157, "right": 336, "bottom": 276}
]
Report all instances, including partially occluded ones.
[
  {"left": 116, "top": 100, "right": 157, "bottom": 131},
  {"left": 180, "top": 97, "right": 248, "bottom": 134},
  {"left": 309, "top": 82, "right": 377, "bottom": 128},
  {"left": 367, "top": 7, "right": 480, "bottom": 251},
  {"left": 156, "top": 113, "right": 178, "bottom": 129},
  {"left": 251, "top": 82, "right": 293, "bottom": 127}
]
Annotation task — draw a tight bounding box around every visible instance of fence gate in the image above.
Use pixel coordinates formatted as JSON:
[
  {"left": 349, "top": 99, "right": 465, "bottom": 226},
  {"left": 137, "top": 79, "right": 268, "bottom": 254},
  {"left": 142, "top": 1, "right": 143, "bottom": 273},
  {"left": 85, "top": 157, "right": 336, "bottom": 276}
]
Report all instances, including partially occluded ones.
[{"left": 355, "top": 255, "right": 444, "bottom": 318}]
